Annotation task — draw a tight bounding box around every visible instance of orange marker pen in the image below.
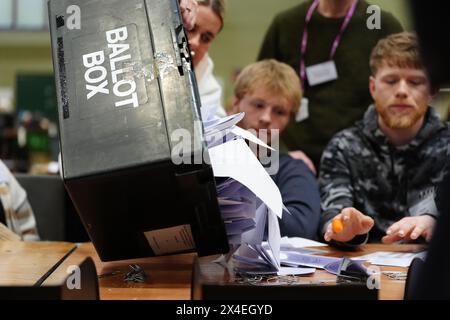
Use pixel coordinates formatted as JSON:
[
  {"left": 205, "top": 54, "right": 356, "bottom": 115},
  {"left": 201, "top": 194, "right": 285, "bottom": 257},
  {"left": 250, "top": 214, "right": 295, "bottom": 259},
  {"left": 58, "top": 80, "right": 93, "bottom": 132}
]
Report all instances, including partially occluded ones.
[{"left": 332, "top": 218, "right": 344, "bottom": 233}]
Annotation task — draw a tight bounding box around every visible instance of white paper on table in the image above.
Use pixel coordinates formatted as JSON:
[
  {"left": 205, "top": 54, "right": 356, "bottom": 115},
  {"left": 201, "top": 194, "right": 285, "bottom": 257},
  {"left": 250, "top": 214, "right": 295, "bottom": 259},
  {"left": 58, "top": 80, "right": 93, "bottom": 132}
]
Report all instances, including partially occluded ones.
[
  {"left": 352, "top": 251, "right": 427, "bottom": 267},
  {"left": 255, "top": 244, "right": 278, "bottom": 268},
  {"left": 263, "top": 242, "right": 327, "bottom": 256},
  {"left": 234, "top": 220, "right": 302, "bottom": 275},
  {"left": 280, "top": 251, "right": 341, "bottom": 269},
  {"left": 267, "top": 209, "right": 281, "bottom": 268},
  {"left": 233, "top": 243, "right": 278, "bottom": 274},
  {"left": 233, "top": 243, "right": 277, "bottom": 271},
  {"left": 209, "top": 138, "right": 283, "bottom": 219},
  {"left": 280, "top": 236, "right": 327, "bottom": 248},
  {"left": 241, "top": 202, "right": 267, "bottom": 245},
  {"left": 234, "top": 253, "right": 273, "bottom": 268},
  {"left": 277, "top": 267, "right": 316, "bottom": 276},
  {"left": 234, "top": 245, "right": 316, "bottom": 276}
]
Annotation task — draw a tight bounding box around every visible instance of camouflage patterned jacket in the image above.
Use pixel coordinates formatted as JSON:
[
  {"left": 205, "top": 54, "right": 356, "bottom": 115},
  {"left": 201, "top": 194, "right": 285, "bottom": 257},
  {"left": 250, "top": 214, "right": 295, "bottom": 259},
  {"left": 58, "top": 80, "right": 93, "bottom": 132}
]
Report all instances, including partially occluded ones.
[{"left": 319, "top": 105, "right": 450, "bottom": 242}]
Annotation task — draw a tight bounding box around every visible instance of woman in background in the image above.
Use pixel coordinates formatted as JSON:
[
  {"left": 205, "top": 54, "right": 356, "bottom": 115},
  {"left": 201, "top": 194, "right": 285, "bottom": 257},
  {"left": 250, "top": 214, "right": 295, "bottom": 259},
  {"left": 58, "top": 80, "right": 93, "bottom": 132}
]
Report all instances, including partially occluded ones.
[
  {"left": 187, "top": 0, "right": 227, "bottom": 119},
  {"left": 0, "top": 160, "right": 39, "bottom": 241},
  {"left": 179, "top": 0, "right": 198, "bottom": 31}
]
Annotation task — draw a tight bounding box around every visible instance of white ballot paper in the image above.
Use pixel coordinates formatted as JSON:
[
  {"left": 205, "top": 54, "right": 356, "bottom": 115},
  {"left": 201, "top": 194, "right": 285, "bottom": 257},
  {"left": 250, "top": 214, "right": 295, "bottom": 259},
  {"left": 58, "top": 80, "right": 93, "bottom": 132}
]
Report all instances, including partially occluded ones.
[
  {"left": 352, "top": 251, "right": 427, "bottom": 267},
  {"left": 204, "top": 113, "right": 315, "bottom": 276},
  {"left": 209, "top": 139, "right": 282, "bottom": 219}
]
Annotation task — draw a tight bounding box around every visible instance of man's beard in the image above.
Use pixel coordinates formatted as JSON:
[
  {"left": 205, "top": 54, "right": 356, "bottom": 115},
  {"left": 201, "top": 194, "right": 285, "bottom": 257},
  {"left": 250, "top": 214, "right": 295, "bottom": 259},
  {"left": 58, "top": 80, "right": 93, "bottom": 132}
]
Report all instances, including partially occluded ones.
[{"left": 376, "top": 103, "right": 427, "bottom": 129}]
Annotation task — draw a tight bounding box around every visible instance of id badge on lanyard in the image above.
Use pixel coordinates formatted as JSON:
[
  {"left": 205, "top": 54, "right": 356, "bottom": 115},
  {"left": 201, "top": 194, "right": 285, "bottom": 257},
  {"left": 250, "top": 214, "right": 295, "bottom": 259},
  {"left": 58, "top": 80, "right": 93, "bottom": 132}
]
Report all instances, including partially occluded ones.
[{"left": 300, "top": 0, "right": 359, "bottom": 88}]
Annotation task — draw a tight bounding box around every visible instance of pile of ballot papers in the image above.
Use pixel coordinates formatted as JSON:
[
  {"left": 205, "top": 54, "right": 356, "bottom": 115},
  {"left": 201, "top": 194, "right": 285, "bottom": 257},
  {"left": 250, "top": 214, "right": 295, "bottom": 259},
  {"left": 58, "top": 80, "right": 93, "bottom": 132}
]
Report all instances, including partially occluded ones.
[
  {"left": 201, "top": 110, "right": 318, "bottom": 276},
  {"left": 201, "top": 111, "right": 381, "bottom": 279}
]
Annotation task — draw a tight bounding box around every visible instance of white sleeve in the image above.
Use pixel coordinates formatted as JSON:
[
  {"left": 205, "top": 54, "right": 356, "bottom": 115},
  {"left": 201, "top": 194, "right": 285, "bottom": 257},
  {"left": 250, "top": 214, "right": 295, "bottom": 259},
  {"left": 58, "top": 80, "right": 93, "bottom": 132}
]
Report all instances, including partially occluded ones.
[
  {"left": 195, "top": 55, "right": 226, "bottom": 118},
  {"left": 0, "top": 160, "right": 26, "bottom": 211}
]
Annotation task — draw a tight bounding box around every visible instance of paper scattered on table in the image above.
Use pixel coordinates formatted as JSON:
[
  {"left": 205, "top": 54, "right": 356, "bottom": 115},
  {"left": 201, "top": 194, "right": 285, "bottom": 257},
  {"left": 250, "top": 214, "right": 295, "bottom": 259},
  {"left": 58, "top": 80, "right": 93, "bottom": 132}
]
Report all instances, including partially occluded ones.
[
  {"left": 209, "top": 138, "right": 283, "bottom": 218},
  {"left": 262, "top": 237, "right": 328, "bottom": 256},
  {"left": 280, "top": 251, "right": 342, "bottom": 269},
  {"left": 352, "top": 251, "right": 427, "bottom": 267},
  {"left": 279, "top": 251, "right": 370, "bottom": 277},
  {"left": 203, "top": 112, "right": 287, "bottom": 276},
  {"left": 267, "top": 209, "right": 281, "bottom": 268},
  {"left": 0, "top": 223, "right": 21, "bottom": 241},
  {"left": 206, "top": 112, "right": 283, "bottom": 220},
  {"left": 277, "top": 267, "right": 316, "bottom": 276},
  {"left": 280, "top": 236, "right": 328, "bottom": 248},
  {"left": 216, "top": 180, "right": 257, "bottom": 249},
  {"left": 241, "top": 201, "right": 267, "bottom": 246},
  {"left": 233, "top": 244, "right": 277, "bottom": 274},
  {"left": 233, "top": 243, "right": 316, "bottom": 276}
]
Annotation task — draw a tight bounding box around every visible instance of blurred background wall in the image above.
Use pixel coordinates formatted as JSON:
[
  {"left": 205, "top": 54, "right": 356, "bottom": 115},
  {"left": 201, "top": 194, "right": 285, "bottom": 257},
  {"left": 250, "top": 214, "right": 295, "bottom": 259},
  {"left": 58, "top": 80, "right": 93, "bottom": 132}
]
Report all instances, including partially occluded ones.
[
  {"left": 209, "top": 0, "right": 412, "bottom": 108},
  {"left": 0, "top": 0, "right": 415, "bottom": 113},
  {"left": 1, "top": 0, "right": 449, "bottom": 173}
]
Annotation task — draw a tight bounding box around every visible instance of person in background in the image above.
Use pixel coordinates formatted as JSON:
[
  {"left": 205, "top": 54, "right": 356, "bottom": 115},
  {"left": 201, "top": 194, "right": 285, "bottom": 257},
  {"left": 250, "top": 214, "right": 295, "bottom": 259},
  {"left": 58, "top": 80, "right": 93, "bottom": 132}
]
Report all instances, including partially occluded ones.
[
  {"left": 0, "top": 160, "right": 39, "bottom": 241},
  {"left": 232, "top": 59, "right": 320, "bottom": 239},
  {"left": 319, "top": 32, "right": 450, "bottom": 246},
  {"left": 187, "top": 0, "right": 227, "bottom": 119},
  {"left": 258, "top": 0, "right": 403, "bottom": 172},
  {"left": 179, "top": 0, "right": 199, "bottom": 31}
]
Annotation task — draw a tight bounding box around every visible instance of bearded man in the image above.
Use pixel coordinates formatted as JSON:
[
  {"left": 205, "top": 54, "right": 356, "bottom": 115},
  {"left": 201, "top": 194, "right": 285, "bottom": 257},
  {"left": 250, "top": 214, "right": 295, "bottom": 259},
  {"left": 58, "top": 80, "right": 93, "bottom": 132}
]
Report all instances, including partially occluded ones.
[{"left": 319, "top": 32, "right": 450, "bottom": 246}]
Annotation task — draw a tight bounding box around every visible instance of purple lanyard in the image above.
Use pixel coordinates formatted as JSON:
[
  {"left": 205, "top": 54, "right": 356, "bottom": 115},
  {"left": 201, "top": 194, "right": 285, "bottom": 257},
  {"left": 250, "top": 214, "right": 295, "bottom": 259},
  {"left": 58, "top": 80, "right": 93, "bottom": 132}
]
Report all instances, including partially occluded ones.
[{"left": 299, "top": 0, "right": 359, "bottom": 88}]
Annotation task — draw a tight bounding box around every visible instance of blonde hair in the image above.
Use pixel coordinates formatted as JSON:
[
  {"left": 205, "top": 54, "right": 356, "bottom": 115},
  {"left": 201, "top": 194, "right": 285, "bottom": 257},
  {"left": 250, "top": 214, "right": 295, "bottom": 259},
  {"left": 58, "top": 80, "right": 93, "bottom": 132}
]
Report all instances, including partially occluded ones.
[
  {"left": 234, "top": 59, "right": 302, "bottom": 114},
  {"left": 197, "top": 0, "right": 226, "bottom": 30},
  {"left": 370, "top": 32, "right": 424, "bottom": 75}
]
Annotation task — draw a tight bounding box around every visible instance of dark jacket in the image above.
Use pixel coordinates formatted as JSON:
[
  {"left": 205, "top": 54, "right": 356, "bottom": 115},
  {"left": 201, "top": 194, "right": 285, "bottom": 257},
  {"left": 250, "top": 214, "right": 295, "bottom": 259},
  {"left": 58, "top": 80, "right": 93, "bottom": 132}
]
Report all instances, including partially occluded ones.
[{"left": 319, "top": 105, "right": 450, "bottom": 242}]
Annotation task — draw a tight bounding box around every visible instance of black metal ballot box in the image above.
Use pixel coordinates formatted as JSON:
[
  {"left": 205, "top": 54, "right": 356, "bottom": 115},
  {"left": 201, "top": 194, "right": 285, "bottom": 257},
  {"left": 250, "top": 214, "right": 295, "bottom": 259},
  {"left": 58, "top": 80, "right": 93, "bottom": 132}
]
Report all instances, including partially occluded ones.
[{"left": 48, "top": 0, "right": 229, "bottom": 261}]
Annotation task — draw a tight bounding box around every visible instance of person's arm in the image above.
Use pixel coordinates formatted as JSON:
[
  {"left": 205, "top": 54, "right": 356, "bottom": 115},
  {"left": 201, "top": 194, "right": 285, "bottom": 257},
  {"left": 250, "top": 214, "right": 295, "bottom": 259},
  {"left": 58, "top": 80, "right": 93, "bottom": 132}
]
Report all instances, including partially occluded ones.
[
  {"left": 319, "top": 135, "right": 354, "bottom": 231},
  {"left": 275, "top": 155, "right": 321, "bottom": 239},
  {"left": 2, "top": 162, "right": 40, "bottom": 241},
  {"left": 14, "top": 199, "right": 40, "bottom": 241},
  {"left": 319, "top": 135, "right": 371, "bottom": 246},
  {"left": 382, "top": 151, "right": 450, "bottom": 244},
  {"left": 288, "top": 150, "right": 317, "bottom": 176}
]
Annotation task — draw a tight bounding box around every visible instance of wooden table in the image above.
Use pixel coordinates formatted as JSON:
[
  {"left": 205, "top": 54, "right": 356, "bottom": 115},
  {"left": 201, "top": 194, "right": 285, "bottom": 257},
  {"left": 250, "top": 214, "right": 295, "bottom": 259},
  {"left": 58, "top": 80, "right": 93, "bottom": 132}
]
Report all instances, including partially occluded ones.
[
  {"left": 193, "top": 244, "right": 424, "bottom": 300},
  {"left": 324, "top": 243, "right": 424, "bottom": 300},
  {"left": 2, "top": 241, "right": 424, "bottom": 300},
  {"left": 0, "top": 241, "right": 76, "bottom": 286},
  {"left": 44, "top": 243, "right": 194, "bottom": 300}
]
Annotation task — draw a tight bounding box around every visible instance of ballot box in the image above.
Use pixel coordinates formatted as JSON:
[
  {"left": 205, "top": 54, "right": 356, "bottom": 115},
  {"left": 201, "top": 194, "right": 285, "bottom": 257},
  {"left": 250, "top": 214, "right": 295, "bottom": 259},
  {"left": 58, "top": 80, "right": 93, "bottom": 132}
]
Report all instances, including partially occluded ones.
[{"left": 48, "top": 0, "right": 229, "bottom": 261}]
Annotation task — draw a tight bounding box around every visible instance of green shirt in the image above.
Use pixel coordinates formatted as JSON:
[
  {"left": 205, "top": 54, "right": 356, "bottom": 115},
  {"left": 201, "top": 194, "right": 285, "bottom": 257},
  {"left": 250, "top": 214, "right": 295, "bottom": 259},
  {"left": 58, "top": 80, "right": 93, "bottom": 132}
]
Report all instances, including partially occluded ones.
[{"left": 258, "top": 0, "right": 403, "bottom": 167}]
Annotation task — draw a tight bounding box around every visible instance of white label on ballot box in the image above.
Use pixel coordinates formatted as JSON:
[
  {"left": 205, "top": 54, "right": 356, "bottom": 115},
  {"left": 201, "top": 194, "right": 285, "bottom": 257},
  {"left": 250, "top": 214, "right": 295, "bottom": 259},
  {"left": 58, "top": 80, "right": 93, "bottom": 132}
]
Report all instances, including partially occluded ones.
[
  {"left": 144, "top": 224, "right": 195, "bottom": 255},
  {"left": 306, "top": 60, "right": 338, "bottom": 86}
]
